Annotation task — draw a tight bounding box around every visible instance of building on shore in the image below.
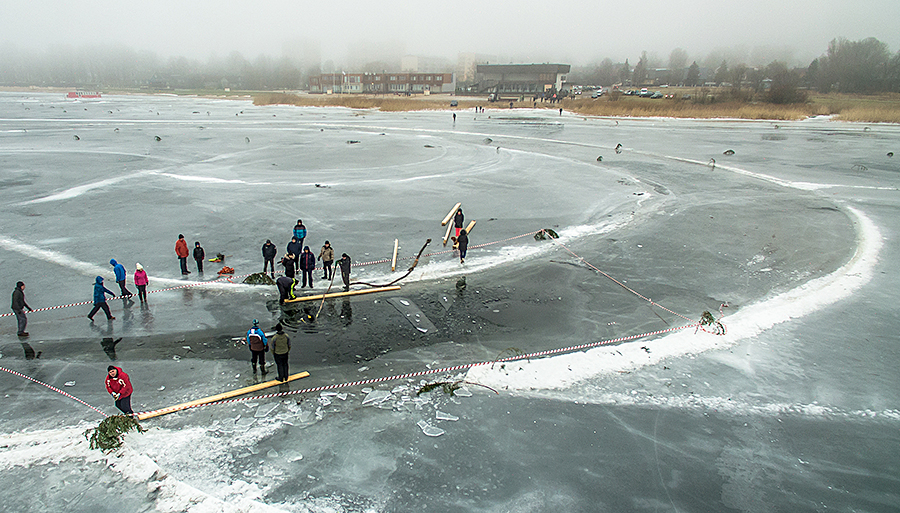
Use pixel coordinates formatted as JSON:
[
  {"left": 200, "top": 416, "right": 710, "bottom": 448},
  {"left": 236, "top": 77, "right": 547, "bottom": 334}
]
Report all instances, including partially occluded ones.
[
  {"left": 474, "top": 64, "right": 570, "bottom": 94},
  {"left": 308, "top": 72, "right": 455, "bottom": 94}
]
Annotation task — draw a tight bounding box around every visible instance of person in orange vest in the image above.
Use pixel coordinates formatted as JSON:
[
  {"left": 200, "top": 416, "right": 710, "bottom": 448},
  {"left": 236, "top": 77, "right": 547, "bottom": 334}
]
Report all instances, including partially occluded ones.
[{"left": 175, "top": 234, "right": 190, "bottom": 275}]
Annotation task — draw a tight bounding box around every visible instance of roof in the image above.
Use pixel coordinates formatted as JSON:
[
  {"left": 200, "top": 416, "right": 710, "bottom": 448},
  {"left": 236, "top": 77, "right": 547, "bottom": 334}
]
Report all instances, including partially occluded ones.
[{"left": 476, "top": 64, "right": 571, "bottom": 74}]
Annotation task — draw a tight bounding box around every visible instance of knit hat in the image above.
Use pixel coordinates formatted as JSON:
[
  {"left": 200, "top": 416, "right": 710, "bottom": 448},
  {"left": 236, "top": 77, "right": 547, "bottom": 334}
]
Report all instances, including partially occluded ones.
[
  {"left": 135, "top": 263, "right": 143, "bottom": 270},
  {"left": 16, "top": 281, "right": 24, "bottom": 288},
  {"left": 107, "top": 365, "right": 116, "bottom": 372}
]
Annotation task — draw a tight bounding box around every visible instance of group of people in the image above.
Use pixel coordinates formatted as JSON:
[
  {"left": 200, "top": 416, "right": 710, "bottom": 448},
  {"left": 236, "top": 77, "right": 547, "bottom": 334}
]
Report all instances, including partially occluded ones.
[
  {"left": 266, "top": 220, "right": 354, "bottom": 304},
  {"left": 88, "top": 260, "right": 150, "bottom": 321},
  {"left": 175, "top": 234, "right": 205, "bottom": 275},
  {"left": 246, "top": 319, "right": 292, "bottom": 380}
]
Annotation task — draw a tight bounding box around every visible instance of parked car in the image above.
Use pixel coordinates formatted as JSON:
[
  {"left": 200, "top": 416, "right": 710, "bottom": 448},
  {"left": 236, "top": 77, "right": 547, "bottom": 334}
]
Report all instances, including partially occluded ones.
[
  {"left": 650, "top": 92, "right": 663, "bottom": 99},
  {"left": 450, "top": 100, "right": 458, "bottom": 107},
  {"left": 639, "top": 88, "right": 649, "bottom": 97}
]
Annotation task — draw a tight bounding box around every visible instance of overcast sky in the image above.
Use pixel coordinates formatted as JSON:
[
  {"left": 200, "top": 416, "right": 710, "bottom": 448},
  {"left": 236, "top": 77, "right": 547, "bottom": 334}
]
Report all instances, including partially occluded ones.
[{"left": 2, "top": 0, "right": 898, "bottom": 67}]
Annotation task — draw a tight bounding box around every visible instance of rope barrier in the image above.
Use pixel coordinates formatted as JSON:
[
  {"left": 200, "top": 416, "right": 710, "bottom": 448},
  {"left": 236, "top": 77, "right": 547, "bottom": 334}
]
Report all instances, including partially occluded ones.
[
  {"left": 0, "top": 366, "right": 108, "bottom": 418},
  {"left": 134, "top": 321, "right": 700, "bottom": 418}
]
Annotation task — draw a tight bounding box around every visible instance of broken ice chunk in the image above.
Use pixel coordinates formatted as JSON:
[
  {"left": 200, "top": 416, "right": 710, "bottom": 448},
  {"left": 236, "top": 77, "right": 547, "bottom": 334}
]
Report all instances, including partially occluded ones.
[
  {"left": 436, "top": 411, "right": 459, "bottom": 421},
  {"left": 362, "top": 389, "right": 392, "bottom": 405},
  {"left": 417, "top": 420, "right": 445, "bottom": 437},
  {"left": 255, "top": 404, "right": 278, "bottom": 418},
  {"left": 453, "top": 388, "right": 473, "bottom": 397},
  {"left": 318, "top": 396, "right": 332, "bottom": 407},
  {"left": 267, "top": 449, "right": 279, "bottom": 458},
  {"left": 64, "top": 381, "right": 76, "bottom": 387},
  {"left": 336, "top": 393, "right": 348, "bottom": 401},
  {"left": 158, "top": 386, "right": 166, "bottom": 391}
]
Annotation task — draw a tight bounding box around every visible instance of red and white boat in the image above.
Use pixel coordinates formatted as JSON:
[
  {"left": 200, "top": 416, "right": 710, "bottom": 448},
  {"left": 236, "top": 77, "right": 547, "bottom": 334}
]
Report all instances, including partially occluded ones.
[{"left": 66, "top": 91, "right": 101, "bottom": 99}]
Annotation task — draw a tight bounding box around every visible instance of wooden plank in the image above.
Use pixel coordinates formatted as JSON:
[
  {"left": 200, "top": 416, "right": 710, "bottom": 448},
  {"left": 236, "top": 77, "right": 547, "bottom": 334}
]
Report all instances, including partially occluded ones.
[
  {"left": 284, "top": 285, "right": 401, "bottom": 303},
  {"left": 391, "top": 239, "right": 399, "bottom": 272},
  {"left": 463, "top": 219, "right": 476, "bottom": 234},
  {"left": 442, "top": 220, "right": 454, "bottom": 246},
  {"left": 137, "top": 371, "right": 310, "bottom": 420},
  {"left": 441, "top": 202, "right": 461, "bottom": 226}
]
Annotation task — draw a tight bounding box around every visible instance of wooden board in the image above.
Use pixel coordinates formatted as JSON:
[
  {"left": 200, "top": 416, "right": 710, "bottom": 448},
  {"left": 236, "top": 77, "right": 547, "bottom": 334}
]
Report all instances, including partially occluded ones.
[
  {"left": 391, "top": 239, "right": 399, "bottom": 272},
  {"left": 441, "top": 202, "right": 461, "bottom": 226},
  {"left": 463, "top": 219, "right": 476, "bottom": 234},
  {"left": 284, "top": 285, "right": 401, "bottom": 303},
  {"left": 137, "top": 371, "right": 310, "bottom": 420},
  {"left": 442, "top": 220, "right": 454, "bottom": 246}
]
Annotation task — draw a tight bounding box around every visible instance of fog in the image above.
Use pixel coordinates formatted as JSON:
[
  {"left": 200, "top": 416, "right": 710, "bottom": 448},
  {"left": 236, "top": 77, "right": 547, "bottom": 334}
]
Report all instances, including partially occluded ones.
[{"left": 2, "top": 0, "right": 898, "bottom": 69}]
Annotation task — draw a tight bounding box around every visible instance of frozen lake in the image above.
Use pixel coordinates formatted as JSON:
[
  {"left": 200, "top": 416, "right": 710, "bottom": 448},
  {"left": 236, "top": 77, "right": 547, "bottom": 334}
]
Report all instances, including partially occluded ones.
[{"left": 1, "top": 92, "right": 899, "bottom": 512}]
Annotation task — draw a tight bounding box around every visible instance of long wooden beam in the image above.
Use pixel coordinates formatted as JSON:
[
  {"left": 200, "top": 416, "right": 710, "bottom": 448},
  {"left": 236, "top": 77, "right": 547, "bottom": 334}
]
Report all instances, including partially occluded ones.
[
  {"left": 284, "top": 285, "right": 401, "bottom": 303},
  {"left": 441, "top": 202, "right": 461, "bottom": 226},
  {"left": 136, "top": 371, "right": 310, "bottom": 420}
]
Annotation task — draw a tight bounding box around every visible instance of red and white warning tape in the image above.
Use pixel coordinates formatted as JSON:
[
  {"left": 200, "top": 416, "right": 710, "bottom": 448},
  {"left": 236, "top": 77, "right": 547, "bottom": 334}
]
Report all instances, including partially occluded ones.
[{"left": 0, "top": 366, "right": 108, "bottom": 418}]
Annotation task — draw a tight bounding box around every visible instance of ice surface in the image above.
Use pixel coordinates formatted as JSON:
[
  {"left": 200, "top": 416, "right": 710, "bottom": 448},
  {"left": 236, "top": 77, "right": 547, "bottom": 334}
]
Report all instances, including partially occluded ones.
[{"left": 2, "top": 93, "right": 899, "bottom": 512}]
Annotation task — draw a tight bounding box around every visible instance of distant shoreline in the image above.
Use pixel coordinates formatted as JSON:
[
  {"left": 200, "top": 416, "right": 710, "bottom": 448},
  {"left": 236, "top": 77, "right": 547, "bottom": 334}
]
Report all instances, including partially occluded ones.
[{"left": 3, "top": 86, "right": 898, "bottom": 123}]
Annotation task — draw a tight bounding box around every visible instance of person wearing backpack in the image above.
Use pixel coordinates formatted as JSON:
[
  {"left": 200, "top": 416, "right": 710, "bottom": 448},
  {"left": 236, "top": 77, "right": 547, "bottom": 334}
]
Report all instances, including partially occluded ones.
[{"left": 246, "top": 319, "right": 268, "bottom": 374}]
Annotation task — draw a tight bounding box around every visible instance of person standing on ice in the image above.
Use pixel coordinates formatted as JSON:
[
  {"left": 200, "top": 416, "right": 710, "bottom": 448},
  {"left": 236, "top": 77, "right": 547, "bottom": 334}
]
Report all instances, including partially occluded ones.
[
  {"left": 88, "top": 276, "right": 116, "bottom": 321},
  {"left": 246, "top": 319, "right": 268, "bottom": 374},
  {"left": 454, "top": 207, "right": 465, "bottom": 237},
  {"left": 293, "top": 219, "right": 307, "bottom": 248},
  {"left": 11, "top": 281, "right": 32, "bottom": 337},
  {"left": 271, "top": 324, "right": 291, "bottom": 382},
  {"left": 299, "top": 246, "right": 316, "bottom": 288},
  {"left": 338, "top": 253, "right": 352, "bottom": 291},
  {"left": 109, "top": 259, "right": 133, "bottom": 300},
  {"left": 175, "top": 234, "right": 190, "bottom": 275},
  {"left": 133, "top": 263, "right": 149, "bottom": 303},
  {"left": 318, "top": 241, "right": 334, "bottom": 280},
  {"left": 193, "top": 241, "right": 205, "bottom": 273},
  {"left": 456, "top": 229, "right": 469, "bottom": 264},
  {"left": 262, "top": 239, "right": 277, "bottom": 276},
  {"left": 105, "top": 365, "right": 134, "bottom": 415},
  {"left": 279, "top": 253, "right": 296, "bottom": 278},
  {"left": 286, "top": 237, "right": 302, "bottom": 268}
]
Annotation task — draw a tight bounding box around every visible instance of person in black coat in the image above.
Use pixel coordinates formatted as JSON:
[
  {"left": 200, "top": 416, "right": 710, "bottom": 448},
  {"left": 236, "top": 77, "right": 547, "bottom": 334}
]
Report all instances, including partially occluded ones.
[
  {"left": 279, "top": 254, "right": 296, "bottom": 278},
  {"left": 286, "top": 237, "right": 302, "bottom": 268},
  {"left": 298, "top": 246, "right": 316, "bottom": 288},
  {"left": 337, "top": 253, "right": 352, "bottom": 291},
  {"left": 454, "top": 208, "right": 464, "bottom": 236},
  {"left": 262, "top": 240, "right": 277, "bottom": 275},
  {"left": 193, "top": 242, "right": 205, "bottom": 273},
  {"left": 456, "top": 229, "right": 469, "bottom": 263},
  {"left": 11, "top": 281, "right": 32, "bottom": 337}
]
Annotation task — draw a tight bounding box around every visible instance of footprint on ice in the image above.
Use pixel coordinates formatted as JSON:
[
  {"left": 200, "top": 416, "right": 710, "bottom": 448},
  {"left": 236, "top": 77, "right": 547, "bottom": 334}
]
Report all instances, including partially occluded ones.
[{"left": 417, "top": 420, "right": 445, "bottom": 437}]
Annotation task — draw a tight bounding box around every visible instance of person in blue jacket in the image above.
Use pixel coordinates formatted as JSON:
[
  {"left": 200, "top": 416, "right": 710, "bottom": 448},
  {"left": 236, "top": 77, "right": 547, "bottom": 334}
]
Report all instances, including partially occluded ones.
[
  {"left": 293, "top": 220, "right": 307, "bottom": 248},
  {"left": 109, "top": 259, "right": 133, "bottom": 300},
  {"left": 246, "top": 319, "right": 268, "bottom": 374},
  {"left": 88, "top": 276, "right": 116, "bottom": 321}
]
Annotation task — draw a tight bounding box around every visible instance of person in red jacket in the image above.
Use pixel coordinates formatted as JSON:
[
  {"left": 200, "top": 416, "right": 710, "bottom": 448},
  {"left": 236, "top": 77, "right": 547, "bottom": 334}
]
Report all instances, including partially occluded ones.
[
  {"left": 175, "top": 234, "right": 190, "bottom": 275},
  {"left": 105, "top": 365, "right": 134, "bottom": 415}
]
